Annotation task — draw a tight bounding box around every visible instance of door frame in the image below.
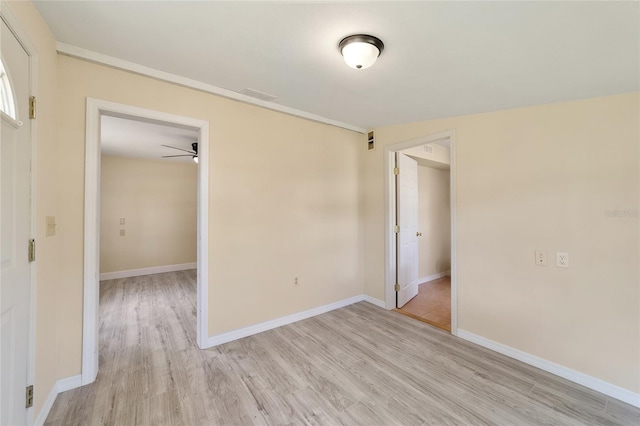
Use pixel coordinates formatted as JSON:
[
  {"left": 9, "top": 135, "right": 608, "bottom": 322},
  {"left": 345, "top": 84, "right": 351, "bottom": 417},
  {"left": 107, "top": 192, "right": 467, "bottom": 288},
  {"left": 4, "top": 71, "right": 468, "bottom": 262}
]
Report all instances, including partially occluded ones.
[
  {"left": 82, "top": 98, "right": 210, "bottom": 385},
  {"left": 0, "top": 2, "right": 38, "bottom": 423},
  {"left": 384, "top": 129, "right": 458, "bottom": 334}
]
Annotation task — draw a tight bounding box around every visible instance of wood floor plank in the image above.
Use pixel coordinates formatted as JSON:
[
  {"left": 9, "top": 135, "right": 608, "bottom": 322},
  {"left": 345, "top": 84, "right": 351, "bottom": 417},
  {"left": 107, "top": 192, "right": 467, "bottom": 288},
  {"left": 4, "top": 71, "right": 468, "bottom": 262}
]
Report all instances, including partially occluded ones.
[
  {"left": 282, "top": 386, "right": 344, "bottom": 426},
  {"left": 338, "top": 400, "right": 403, "bottom": 426},
  {"left": 44, "top": 271, "right": 640, "bottom": 425},
  {"left": 606, "top": 398, "right": 640, "bottom": 425},
  {"left": 203, "top": 354, "right": 269, "bottom": 425}
]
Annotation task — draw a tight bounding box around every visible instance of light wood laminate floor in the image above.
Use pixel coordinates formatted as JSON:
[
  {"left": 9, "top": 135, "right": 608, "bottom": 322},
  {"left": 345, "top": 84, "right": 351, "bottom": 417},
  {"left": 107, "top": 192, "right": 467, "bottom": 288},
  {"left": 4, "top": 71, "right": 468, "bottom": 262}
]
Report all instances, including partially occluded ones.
[
  {"left": 396, "top": 277, "right": 451, "bottom": 331},
  {"left": 45, "top": 271, "right": 639, "bottom": 425}
]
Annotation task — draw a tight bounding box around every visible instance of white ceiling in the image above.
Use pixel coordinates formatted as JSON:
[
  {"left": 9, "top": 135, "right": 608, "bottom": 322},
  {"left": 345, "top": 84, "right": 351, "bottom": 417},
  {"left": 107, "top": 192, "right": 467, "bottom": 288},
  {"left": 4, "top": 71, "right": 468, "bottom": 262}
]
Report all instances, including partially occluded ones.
[
  {"left": 35, "top": 1, "right": 639, "bottom": 130},
  {"left": 101, "top": 115, "right": 199, "bottom": 163}
]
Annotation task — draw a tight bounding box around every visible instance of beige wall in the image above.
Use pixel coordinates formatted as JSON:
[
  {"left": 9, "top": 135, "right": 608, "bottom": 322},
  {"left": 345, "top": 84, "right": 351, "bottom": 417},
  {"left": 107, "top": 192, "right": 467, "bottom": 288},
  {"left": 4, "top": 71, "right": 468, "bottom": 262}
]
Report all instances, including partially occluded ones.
[
  {"left": 417, "top": 165, "right": 451, "bottom": 278},
  {"left": 100, "top": 156, "right": 197, "bottom": 273},
  {"left": 4, "top": 0, "right": 60, "bottom": 417},
  {"left": 56, "top": 54, "right": 364, "bottom": 377},
  {"left": 363, "top": 93, "right": 640, "bottom": 393}
]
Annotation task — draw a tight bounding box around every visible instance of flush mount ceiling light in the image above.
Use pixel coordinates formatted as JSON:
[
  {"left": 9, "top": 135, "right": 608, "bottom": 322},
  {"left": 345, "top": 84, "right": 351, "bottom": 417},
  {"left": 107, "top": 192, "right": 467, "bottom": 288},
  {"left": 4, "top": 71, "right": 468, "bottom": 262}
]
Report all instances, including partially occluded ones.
[{"left": 339, "top": 34, "right": 384, "bottom": 70}]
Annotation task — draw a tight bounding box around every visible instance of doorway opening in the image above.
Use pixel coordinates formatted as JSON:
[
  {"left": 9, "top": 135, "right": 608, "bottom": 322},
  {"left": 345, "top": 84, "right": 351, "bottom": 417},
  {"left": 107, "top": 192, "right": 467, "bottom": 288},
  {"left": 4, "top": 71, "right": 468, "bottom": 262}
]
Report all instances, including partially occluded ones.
[
  {"left": 82, "top": 99, "right": 209, "bottom": 385},
  {"left": 98, "top": 115, "right": 200, "bottom": 366},
  {"left": 384, "top": 130, "right": 457, "bottom": 334}
]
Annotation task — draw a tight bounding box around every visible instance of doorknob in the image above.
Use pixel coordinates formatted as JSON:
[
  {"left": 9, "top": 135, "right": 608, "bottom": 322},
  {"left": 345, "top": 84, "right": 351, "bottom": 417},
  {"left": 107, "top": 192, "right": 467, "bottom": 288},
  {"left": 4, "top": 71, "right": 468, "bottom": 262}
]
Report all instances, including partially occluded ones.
[{"left": 416, "top": 232, "right": 422, "bottom": 237}]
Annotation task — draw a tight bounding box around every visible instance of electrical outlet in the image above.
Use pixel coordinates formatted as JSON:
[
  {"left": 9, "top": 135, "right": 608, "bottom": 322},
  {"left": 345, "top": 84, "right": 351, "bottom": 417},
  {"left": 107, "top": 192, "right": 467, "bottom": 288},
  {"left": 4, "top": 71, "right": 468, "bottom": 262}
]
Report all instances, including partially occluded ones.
[
  {"left": 535, "top": 250, "right": 547, "bottom": 266},
  {"left": 294, "top": 277, "right": 300, "bottom": 287},
  {"left": 120, "top": 218, "right": 126, "bottom": 225},
  {"left": 556, "top": 252, "right": 569, "bottom": 268}
]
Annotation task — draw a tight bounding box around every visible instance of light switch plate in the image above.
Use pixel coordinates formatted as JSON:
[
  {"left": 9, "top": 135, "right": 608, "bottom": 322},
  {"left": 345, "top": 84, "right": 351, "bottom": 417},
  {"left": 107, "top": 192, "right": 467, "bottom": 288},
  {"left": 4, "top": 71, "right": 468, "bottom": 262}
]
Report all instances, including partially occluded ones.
[{"left": 120, "top": 229, "right": 126, "bottom": 236}]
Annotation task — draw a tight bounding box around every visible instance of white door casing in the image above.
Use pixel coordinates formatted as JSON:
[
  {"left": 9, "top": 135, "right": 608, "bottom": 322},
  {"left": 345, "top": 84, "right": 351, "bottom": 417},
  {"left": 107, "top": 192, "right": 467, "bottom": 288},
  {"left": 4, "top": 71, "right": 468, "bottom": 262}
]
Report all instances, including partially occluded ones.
[
  {"left": 0, "top": 17, "right": 31, "bottom": 426},
  {"left": 396, "top": 152, "right": 419, "bottom": 308},
  {"left": 384, "top": 130, "right": 458, "bottom": 334},
  {"left": 83, "top": 99, "right": 209, "bottom": 385}
]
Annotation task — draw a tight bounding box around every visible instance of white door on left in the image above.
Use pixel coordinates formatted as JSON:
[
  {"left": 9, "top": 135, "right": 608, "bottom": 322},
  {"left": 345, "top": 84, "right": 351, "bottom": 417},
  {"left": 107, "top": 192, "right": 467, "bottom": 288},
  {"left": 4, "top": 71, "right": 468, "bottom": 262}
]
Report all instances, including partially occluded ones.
[{"left": 1, "top": 16, "right": 32, "bottom": 426}]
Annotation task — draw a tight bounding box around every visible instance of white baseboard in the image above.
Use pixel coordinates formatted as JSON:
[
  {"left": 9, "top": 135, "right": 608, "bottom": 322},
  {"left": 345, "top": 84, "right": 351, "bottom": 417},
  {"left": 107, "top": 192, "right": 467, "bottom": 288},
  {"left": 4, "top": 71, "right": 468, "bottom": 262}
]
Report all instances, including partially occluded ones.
[
  {"left": 34, "top": 384, "right": 58, "bottom": 426},
  {"left": 204, "top": 295, "right": 364, "bottom": 348},
  {"left": 457, "top": 329, "right": 640, "bottom": 408},
  {"left": 100, "top": 262, "right": 196, "bottom": 281},
  {"left": 418, "top": 271, "right": 450, "bottom": 285},
  {"left": 34, "top": 374, "right": 83, "bottom": 426},
  {"left": 57, "top": 374, "right": 82, "bottom": 393},
  {"left": 363, "top": 295, "right": 386, "bottom": 309}
]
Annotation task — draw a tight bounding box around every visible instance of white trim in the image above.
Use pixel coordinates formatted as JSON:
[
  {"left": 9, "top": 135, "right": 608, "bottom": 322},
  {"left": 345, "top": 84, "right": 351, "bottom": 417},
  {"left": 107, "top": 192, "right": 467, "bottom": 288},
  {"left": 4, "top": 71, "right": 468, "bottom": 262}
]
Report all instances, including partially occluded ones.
[
  {"left": 56, "top": 42, "right": 366, "bottom": 135},
  {"left": 1, "top": 111, "right": 24, "bottom": 129},
  {"left": 457, "top": 330, "right": 640, "bottom": 408},
  {"left": 204, "top": 295, "right": 364, "bottom": 348},
  {"left": 56, "top": 374, "right": 82, "bottom": 393},
  {"left": 0, "top": 3, "right": 39, "bottom": 425},
  {"left": 33, "top": 375, "right": 82, "bottom": 426},
  {"left": 384, "top": 152, "right": 396, "bottom": 311},
  {"left": 449, "top": 131, "right": 458, "bottom": 334},
  {"left": 99, "top": 262, "right": 196, "bottom": 281},
  {"left": 384, "top": 129, "right": 458, "bottom": 335},
  {"left": 83, "top": 99, "right": 210, "bottom": 386},
  {"left": 363, "top": 295, "right": 386, "bottom": 309},
  {"left": 33, "top": 384, "right": 56, "bottom": 426},
  {"left": 195, "top": 121, "right": 209, "bottom": 350},
  {"left": 417, "top": 271, "right": 450, "bottom": 285},
  {"left": 82, "top": 98, "right": 101, "bottom": 385}
]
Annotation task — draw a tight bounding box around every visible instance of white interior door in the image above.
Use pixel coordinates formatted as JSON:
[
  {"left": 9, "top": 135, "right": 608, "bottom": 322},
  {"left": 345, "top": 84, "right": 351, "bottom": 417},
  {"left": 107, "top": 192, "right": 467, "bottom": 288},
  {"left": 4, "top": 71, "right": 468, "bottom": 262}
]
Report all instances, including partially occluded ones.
[
  {"left": 396, "top": 152, "right": 419, "bottom": 308},
  {"left": 1, "top": 17, "right": 32, "bottom": 425}
]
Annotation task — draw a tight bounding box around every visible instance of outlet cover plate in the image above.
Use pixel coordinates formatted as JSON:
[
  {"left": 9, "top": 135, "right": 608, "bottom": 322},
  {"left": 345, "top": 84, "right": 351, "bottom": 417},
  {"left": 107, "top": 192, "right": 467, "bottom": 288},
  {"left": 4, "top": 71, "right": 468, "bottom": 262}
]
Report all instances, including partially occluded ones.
[{"left": 556, "top": 252, "right": 569, "bottom": 268}]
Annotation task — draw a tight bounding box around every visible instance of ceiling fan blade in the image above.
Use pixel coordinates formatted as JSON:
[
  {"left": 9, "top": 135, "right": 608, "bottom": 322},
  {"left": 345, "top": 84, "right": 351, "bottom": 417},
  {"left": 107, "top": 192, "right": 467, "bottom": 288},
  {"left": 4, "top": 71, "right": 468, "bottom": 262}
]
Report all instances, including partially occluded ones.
[
  {"left": 161, "top": 154, "right": 192, "bottom": 158},
  {"left": 161, "top": 144, "right": 196, "bottom": 154}
]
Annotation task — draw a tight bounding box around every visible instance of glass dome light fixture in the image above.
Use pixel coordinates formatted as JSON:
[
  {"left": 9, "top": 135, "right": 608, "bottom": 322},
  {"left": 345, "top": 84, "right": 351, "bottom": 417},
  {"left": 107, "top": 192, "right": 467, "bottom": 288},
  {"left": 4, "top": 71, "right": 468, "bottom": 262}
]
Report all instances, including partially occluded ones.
[{"left": 339, "top": 34, "right": 384, "bottom": 70}]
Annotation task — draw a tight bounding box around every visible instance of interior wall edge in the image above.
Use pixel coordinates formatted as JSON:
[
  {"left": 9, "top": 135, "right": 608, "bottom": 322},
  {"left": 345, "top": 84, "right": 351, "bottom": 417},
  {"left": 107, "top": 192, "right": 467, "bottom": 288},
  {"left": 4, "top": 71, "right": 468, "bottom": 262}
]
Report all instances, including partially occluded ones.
[{"left": 362, "top": 295, "right": 386, "bottom": 309}]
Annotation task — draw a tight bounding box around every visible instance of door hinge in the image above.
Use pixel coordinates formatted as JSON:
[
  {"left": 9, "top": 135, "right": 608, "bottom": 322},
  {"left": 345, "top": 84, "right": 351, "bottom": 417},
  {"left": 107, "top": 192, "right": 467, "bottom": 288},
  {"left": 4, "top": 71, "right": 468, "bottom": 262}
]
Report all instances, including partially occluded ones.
[
  {"left": 29, "top": 96, "right": 36, "bottom": 119},
  {"left": 394, "top": 225, "right": 400, "bottom": 233},
  {"left": 28, "top": 239, "right": 35, "bottom": 262},
  {"left": 26, "top": 385, "right": 33, "bottom": 408},
  {"left": 394, "top": 283, "right": 400, "bottom": 292},
  {"left": 393, "top": 167, "right": 399, "bottom": 175}
]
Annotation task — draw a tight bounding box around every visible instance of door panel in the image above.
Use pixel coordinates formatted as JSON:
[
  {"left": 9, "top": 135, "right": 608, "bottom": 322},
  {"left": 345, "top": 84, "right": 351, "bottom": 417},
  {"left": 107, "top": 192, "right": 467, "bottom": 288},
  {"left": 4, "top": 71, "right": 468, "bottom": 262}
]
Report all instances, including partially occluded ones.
[
  {"left": 396, "top": 153, "right": 419, "bottom": 308},
  {"left": 1, "top": 17, "right": 32, "bottom": 425}
]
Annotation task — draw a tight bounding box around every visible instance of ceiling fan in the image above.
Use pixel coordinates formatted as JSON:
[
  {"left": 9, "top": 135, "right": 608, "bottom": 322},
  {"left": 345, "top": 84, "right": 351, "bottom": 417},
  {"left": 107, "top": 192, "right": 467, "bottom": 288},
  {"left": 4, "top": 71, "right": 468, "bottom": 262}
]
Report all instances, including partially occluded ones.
[{"left": 161, "top": 142, "right": 198, "bottom": 163}]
